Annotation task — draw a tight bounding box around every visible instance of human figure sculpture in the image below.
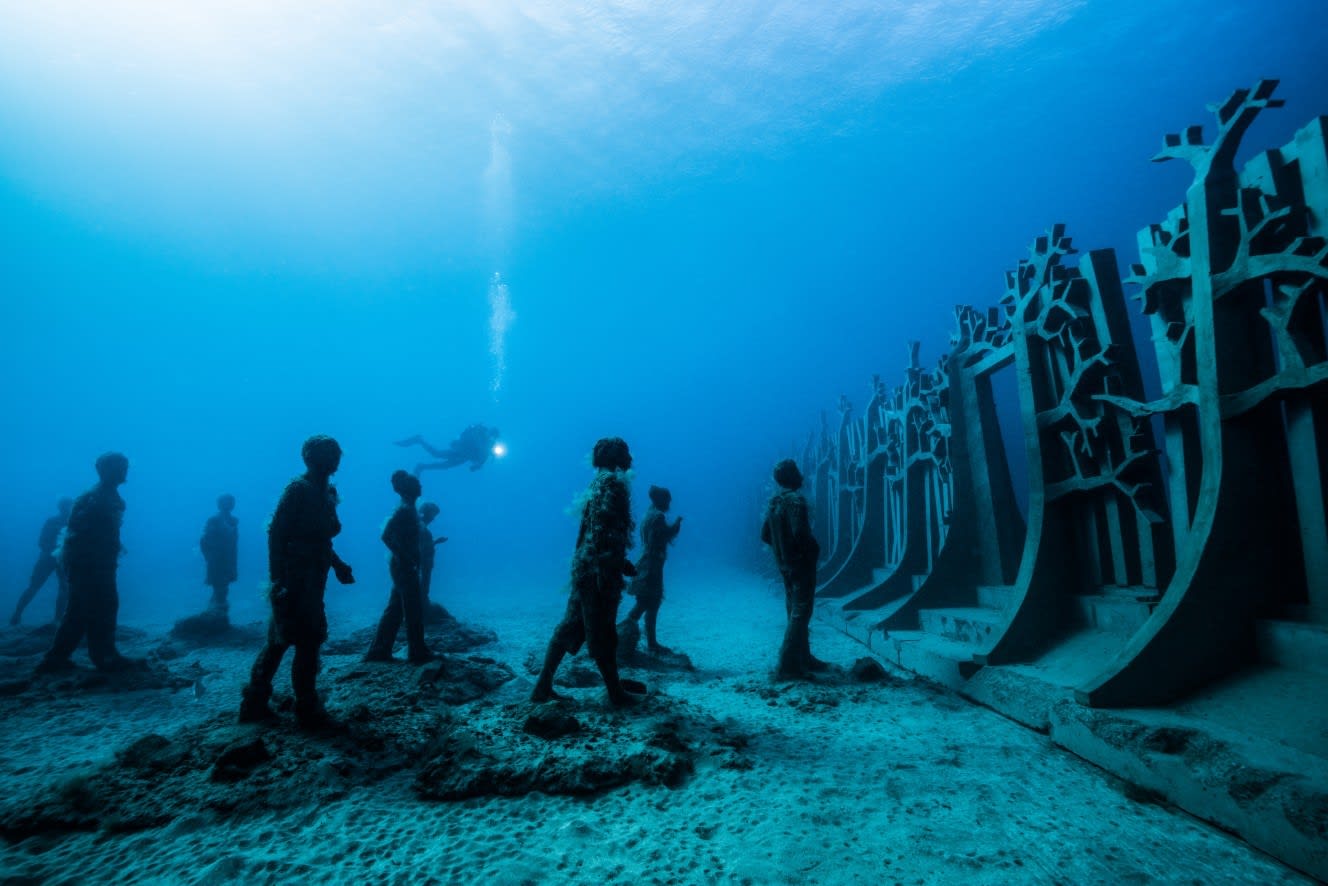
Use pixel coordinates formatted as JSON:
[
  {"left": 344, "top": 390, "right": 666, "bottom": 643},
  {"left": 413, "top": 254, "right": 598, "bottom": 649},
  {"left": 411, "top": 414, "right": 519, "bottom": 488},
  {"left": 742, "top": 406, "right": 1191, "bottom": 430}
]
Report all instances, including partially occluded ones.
[
  {"left": 619, "top": 485, "right": 683, "bottom": 654},
  {"left": 365, "top": 471, "right": 434, "bottom": 664},
  {"left": 531, "top": 437, "right": 645, "bottom": 706},
  {"left": 10, "top": 497, "right": 73, "bottom": 626},
  {"left": 239, "top": 435, "right": 355, "bottom": 729},
  {"left": 418, "top": 501, "right": 449, "bottom": 624},
  {"left": 760, "top": 459, "right": 828, "bottom": 679},
  {"left": 38, "top": 454, "right": 134, "bottom": 672},
  {"left": 200, "top": 494, "right": 239, "bottom": 620}
]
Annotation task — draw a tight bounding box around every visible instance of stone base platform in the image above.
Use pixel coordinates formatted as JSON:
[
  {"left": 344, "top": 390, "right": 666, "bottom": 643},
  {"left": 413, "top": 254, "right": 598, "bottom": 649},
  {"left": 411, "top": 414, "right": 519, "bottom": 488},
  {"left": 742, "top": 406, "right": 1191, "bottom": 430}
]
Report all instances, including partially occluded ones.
[{"left": 820, "top": 611, "right": 1328, "bottom": 881}]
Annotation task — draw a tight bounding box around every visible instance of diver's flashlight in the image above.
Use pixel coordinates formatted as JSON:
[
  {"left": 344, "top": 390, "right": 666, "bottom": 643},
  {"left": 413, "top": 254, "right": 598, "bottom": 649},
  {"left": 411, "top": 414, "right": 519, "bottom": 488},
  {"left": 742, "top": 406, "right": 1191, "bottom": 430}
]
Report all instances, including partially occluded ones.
[{"left": 492, "top": 443, "right": 507, "bottom": 458}]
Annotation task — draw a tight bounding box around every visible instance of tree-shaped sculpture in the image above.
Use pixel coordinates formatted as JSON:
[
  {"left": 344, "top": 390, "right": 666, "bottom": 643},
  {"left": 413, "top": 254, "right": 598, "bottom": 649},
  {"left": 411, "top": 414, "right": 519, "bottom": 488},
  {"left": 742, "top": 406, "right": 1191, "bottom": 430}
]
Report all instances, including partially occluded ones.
[{"left": 1082, "top": 81, "right": 1328, "bottom": 705}]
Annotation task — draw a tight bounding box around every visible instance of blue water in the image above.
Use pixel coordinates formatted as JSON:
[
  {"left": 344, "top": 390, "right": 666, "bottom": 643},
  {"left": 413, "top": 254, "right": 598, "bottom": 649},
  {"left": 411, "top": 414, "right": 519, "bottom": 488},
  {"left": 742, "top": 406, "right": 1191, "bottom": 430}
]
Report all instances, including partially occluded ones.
[{"left": 2, "top": 1, "right": 1326, "bottom": 625}]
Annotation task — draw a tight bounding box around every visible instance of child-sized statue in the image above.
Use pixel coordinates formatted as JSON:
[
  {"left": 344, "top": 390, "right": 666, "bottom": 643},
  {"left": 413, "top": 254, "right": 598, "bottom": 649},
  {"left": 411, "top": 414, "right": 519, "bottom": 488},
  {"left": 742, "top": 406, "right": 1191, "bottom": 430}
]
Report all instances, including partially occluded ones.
[
  {"left": 10, "top": 497, "right": 73, "bottom": 626},
  {"left": 619, "top": 485, "right": 683, "bottom": 654},
  {"left": 365, "top": 471, "right": 435, "bottom": 664},
  {"left": 239, "top": 435, "right": 355, "bottom": 729},
  {"left": 531, "top": 437, "right": 646, "bottom": 706},
  {"left": 760, "top": 459, "right": 829, "bottom": 680},
  {"left": 418, "top": 501, "right": 450, "bottom": 624}
]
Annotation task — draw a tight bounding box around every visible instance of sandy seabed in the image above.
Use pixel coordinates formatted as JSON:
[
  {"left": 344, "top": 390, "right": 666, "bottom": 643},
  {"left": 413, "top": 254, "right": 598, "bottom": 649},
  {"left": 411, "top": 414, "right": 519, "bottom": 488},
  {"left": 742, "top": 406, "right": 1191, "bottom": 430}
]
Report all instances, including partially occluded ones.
[{"left": 0, "top": 575, "right": 1310, "bottom": 885}]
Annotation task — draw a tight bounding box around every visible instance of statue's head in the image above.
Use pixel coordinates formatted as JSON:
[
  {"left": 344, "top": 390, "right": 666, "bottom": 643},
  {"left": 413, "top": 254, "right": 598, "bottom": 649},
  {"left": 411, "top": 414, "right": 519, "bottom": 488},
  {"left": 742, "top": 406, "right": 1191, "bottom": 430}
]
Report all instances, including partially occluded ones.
[
  {"left": 301, "top": 435, "right": 342, "bottom": 476},
  {"left": 773, "top": 459, "right": 803, "bottom": 491},
  {"left": 391, "top": 469, "right": 422, "bottom": 501},
  {"left": 592, "top": 437, "right": 632, "bottom": 472},
  {"left": 648, "top": 485, "right": 672, "bottom": 510},
  {"left": 419, "top": 502, "right": 441, "bottom": 523},
  {"left": 217, "top": 493, "right": 236, "bottom": 513},
  {"left": 95, "top": 452, "right": 130, "bottom": 486}
]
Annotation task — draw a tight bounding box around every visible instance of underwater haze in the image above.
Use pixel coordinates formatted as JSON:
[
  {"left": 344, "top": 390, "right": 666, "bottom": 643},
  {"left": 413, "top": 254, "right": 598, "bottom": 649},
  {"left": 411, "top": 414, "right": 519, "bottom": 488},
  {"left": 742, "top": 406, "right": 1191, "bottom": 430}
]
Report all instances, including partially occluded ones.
[{"left": 3, "top": 0, "right": 1327, "bottom": 624}]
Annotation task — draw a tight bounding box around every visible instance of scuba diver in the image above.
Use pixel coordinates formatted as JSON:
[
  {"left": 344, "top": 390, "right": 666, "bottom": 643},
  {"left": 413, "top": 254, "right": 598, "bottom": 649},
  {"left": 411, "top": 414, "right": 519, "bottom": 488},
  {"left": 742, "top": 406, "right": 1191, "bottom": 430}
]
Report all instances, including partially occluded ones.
[
  {"left": 395, "top": 424, "right": 502, "bottom": 474},
  {"left": 10, "top": 497, "right": 73, "bottom": 626}
]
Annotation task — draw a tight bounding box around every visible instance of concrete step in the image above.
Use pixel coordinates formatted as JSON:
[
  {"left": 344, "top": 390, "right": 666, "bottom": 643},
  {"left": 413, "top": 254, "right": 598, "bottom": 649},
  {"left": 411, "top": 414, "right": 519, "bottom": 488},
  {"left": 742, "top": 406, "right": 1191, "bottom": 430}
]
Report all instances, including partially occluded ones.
[
  {"left": 1281, "top": 603, "right": 1328, "bottom": 624},
  {"left": 1100, "top": 584, "right": 1163, "bottom": 602},
  {"left": 839, "top": 610, "right": 881, "bottom": 646},
  {"left": 1257, "top": 619, "right": 1328, "bottom": 675},
  {"left": 919, "top": 607, "right": 1005, "bottom": 646},
  {"left": 819, "top": 596, "right": 910, "bottom": 647},
  {"left": 871, "top": 630, "right": 982, "bottom": 690},
  {"left": 1076, "top": 594, "right": 1156, "bottom": 634},
  {"left": 976, "top": 585, "right": 1015, "bottom": 610}
]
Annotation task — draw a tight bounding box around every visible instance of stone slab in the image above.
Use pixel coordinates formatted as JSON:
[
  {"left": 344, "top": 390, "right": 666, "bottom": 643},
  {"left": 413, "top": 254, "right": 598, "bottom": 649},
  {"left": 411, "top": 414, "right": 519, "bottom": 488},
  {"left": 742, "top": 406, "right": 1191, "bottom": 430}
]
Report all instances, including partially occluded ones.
[
  {"left": 1257, "top": 620, "right": 1328, "bottom": 675},
  {"left": 961, "top": 666, "right": 1070, "bottom": 733},
  {"left": 1076, "top": 595, "right": 1155, "bottom": 634},
  {"left": 976, "top": 585, "right": 1015, "bottom": 610},
  {"left": 1050, "top": 699, "right": 1328, "bottom": 883}
]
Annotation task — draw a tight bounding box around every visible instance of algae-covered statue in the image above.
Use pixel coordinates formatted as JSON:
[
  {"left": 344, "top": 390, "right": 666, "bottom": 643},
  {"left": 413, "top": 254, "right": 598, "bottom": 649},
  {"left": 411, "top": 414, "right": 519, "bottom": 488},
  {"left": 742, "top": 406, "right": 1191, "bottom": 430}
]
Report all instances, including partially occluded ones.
[
  {"left": 200, "top": 493, "right": 239, "bottom": 620},
  {"left": 418, "top": 501, "right": 450, "bottom": 624},
  {"left": 395, "top": 424, "right": 501, "bottom": 474},
  {"left": 38, "top": 454, "right": 136, "bottom": 672},
  {"left": 239, "top": 435, "right": 355, "bottom": 729},
  {"left": 365, "top": 470, "right": 434, "bottom": 664},
  {"left": 619, "top": 485, "right": 683, "bottom": 654},
  {"left": 531, "top": 436, "right": 646, "bottom": 706},
  {"left": 10, "top": 497, "right": 73, "bottom": 626},
  {"left": 761, "top": 459, "right": 828, "bottom": 679}
]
